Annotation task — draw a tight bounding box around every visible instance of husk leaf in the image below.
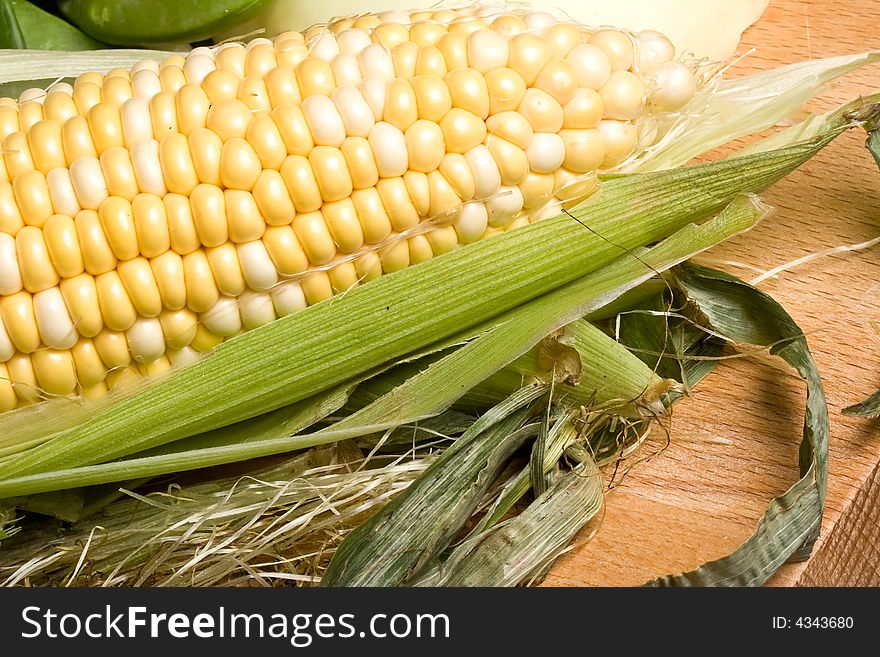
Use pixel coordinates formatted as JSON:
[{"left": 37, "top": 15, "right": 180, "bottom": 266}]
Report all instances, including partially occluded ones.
[
  {"left": 647, "top": 263, "right": 829, "bottom": 585},
  {"left": 321, "top": 386, "right": 544, "bottom": 587}
]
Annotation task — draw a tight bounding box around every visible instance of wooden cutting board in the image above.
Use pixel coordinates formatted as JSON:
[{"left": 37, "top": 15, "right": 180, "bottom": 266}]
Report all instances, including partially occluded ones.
[{"left": 545, "top": 0, "right": 880, "bottom": 587}]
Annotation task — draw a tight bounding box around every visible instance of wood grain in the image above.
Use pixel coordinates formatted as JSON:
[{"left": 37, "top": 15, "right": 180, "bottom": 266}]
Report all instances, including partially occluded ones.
[{"left": 545, "top": 0, "right": 880, "bottom": 587}]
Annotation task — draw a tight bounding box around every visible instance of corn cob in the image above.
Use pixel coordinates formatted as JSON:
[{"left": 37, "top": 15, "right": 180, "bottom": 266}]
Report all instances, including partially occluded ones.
[{"left": 0, "top": 4, "right": 699, "bottom": 411}]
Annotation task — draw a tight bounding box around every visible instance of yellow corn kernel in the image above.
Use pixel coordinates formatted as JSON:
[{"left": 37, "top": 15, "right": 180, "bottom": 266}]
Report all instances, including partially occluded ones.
[
  {"left": 87, "top": 103, "right": 125, "bottom": 154},
  {"left": 94, "top": 329, "right": 131, "bottom": 369},
  {"left": 71, "top": 338, "right": 108, "bottom": 386},
  {"left": 150, "top": 250, "right": 187, "bottom": 310},
  {"left": 60, "top": 273, "right": 104, "bottom": 337},
  {"left": 159, "top": 133, "right": 199, "bottom": 195},
  {"left": 252, "top": 169, "right": 295, "bottom": 226},
  {"left": 262, "top": 225, "right": 308, "bottom": 275},
  {"left": 189, "top": 183, "right": 228, "bottom": 248},
  {"left": 118, "top": 257, "right": 163, "bottom": 317},
  {"left": 96, "top": 270, "right": 137, "bottom": 332},
  {"left": 225, "top": 189, "right": 265, "bottom": 243},
  {"left": 42, "top": 214, "right": 84, "bottom": 279},
  {"left": 0, "top": 292, "right": 40, "bottom": 353},
  {"left": 100, "top": 146, "right": 140, "bottom": 200},
  {"left": 206, "top": 242, "right": 246, "bottom": 296},
  {"left": 164, "top": 193, "right": 201, "bottom": 255},
  {"left": 159, "top": 308, "right": 198, "bottom": 349},
  {"left": 62, "top": 115, "right": 98, "bottom": 165},
  {"left": 0, "top": 362, "right": 20, "bottom": 411},
  {"left": 237, "top": 76, "right": 272, "bottom": 113},
  {"left": 132, "top": 193, "right": 171, "bottom": 257},
  {"left": 190, "top": 324, "right": 224, "bottom": 352},
  {"left": 32, "top": 349, "right": 78, "bottom": 395},
  {"left": 28, "top": 120, "right": 66, "bottom": 174},
  {"left": 7, "top": 352, "right": 40, "bottom": 403},
  {"left": 182, "top": 249, "right": 219, "bottom": 313}
]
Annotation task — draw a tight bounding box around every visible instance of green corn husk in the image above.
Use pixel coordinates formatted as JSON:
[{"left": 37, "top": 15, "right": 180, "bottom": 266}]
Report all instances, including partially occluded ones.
[
  {"left": 474, "top": 411, "right": 580, "bottom": 533},
  {"left": 477, "top": 410, "right": 582, "bottom": 532},
  {"left": 422, "top": 445, "right": 603, "bottom": 588},
  {"left": 843, "top": 389, "right": 880, "bottom": 418},
  {"left": 466, "top": 318, "right": 675, "bottom": 413},
  {"left": 645, "top": 264, "right": 829, "bottom": 585},
  {"left": 322, "top": 262, "right": 830, "bottom": 588},
  {"left": 321, "top": 386, "right": 544, "bottom": 587}
]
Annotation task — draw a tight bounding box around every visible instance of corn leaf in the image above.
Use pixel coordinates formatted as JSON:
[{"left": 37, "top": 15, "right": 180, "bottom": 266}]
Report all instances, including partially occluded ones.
[
  {"left": 321, "top": 386, "right": 544, "bottom": 587},
  {"left": 842, "top": 390, "right": 880, "bottom": 418},
  {"left": 616, "top": 289, "right": 723, "bottom": 392},
  {"left": 477, "top": 411, "right": 582, "bottom": 532},
  {"left": 0, "top": 394, "right": 120, "bottom": 458},
  {"left": 0, "top": 384, "right": 356, "bottom": 521},
  {"left": 529, "top": 399, "right": 552, "bottom": 498},
  {"left": 137, "top": 382, "right": 356, "bottom": 455},
  {"left": 426, "top": 448, "right": 603, "bottom": 587},
  {"left": 8, "top": 477, "right": 150, "bottom": 523},
  {"left": 868, "top": 127, "right": 880, "bottom": 169},
  {"left": 647, "top": 263, "right": 829, "bottom": 586},
  {"left": 473, "top": 317, "right": 674, "bottom": 412},
  {"left": 317, "top": 196, "right": 761, "bottom": 441}
]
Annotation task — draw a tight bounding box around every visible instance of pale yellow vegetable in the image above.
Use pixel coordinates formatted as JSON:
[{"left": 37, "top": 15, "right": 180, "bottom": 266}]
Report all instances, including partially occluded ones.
[{"left": 0, "top": 5, "right": 698, "bottom": 411}]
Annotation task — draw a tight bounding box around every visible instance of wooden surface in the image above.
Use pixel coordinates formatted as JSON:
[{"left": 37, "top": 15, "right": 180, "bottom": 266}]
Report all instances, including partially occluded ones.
[{"left": 545, "top": 0, "right": 880, "bottom": 587}]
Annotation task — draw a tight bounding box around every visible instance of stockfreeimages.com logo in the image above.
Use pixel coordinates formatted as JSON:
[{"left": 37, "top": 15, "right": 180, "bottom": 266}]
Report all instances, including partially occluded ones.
[{"left": 21, "top": 606, "right": 451, "bottom": 646}]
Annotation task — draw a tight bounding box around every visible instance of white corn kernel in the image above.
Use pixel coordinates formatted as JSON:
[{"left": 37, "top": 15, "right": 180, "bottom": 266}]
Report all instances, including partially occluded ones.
[
  {"left": 302, "top": 95, "right": 347, "bottom": 147},
  {"left": 121, "top": 97, "right": 154, "bottom": 147},
  {"left": 70, "top": 156, "right": 109, "bottom": 210},
  {"left": 271, "top": 281, "right": 308, "bottom": 316},
  {"left": 454, "top": 202, "right": 488, "bottom": 243},
  {"left": 239, "top": 289, "right": 277, "bottom": 329},
  {"left": 127, "top": 316, "right": 166, "bottom": 364},
  {"left": 237, "top": 240, "right": 279, "bottom": 291},
  {"left": 487, "top": 185, "right": 524, "bottom": 227},
  {"left": 200, "top": 296, "right": 242, "bottom": 337},
  {"left": 331, "top": 86, "right": 376, "bottom": 137},
  {"left": 526, "top": 133, "right": 565, "bottom": 173},
  {"left": 33, "top": 287, "right": 78, "bottom": 349},
  {"left": 649, "top": 61, "right": 697, "bottom": 111},
  {"left": 131, "top": 139, "right": 167, "bottom": 196}
]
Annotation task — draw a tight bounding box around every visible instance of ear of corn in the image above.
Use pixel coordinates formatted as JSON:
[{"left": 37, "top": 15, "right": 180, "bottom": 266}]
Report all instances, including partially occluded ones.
[
  {"left": 0, "top": 5, "right": 703, "bottom": 412},
  {"left": 0, "top": 192, "right": 778, "bottom": 495}
]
